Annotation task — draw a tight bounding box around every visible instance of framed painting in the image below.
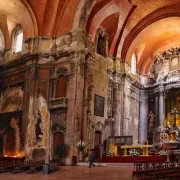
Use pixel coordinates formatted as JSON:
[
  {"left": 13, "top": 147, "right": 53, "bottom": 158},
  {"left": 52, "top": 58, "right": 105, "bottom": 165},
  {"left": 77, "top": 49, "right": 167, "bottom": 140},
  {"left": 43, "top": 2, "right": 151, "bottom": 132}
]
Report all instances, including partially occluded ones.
[{"left": 94, "top": 94, "right": 104, "bottom": 117}]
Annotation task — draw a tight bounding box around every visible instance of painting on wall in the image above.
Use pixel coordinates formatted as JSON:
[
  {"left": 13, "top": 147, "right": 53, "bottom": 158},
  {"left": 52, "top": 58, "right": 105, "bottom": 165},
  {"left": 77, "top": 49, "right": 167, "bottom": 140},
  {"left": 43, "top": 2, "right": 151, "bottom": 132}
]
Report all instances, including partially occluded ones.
[
  {"left": 94, "top": 94, "right": 104, "bottom": 117},
  {"left": 1, "top": 86, "right": 24, "bottom": 113}
]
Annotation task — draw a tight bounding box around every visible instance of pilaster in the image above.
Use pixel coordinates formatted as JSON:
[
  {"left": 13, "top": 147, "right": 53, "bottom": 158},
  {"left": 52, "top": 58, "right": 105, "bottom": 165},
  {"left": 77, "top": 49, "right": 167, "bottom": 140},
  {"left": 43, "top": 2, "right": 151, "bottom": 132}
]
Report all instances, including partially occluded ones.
[{"left": 139, "top": 89, "right": 148, "bottom": 144}]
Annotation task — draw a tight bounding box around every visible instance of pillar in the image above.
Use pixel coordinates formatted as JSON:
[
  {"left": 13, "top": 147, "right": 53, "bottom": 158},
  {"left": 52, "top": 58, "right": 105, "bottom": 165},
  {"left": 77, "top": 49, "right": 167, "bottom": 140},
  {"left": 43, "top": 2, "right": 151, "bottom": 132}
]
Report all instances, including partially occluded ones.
[
  {"left": 139, "top": 89, "right": 148, "bottom": 144},
  {"left": 158, "top": 87, "right": 165, "bottom": 127},
  {"left": 155, "top": 94, "right": 159, "bottom": 128},
  {"left": 113, "top": 82, "right": 120, "bottom": 136}
]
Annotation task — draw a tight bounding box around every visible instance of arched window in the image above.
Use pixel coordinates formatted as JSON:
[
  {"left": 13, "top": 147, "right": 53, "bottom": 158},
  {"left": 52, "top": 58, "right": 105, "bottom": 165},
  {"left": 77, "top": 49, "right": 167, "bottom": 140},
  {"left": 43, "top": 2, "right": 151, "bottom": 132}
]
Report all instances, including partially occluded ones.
[
  {"left": 55, "top": 75, "right": 66, "bottom": 98},
  {"left": 0, "top": 29, "right": 5, "bottom": 49},
  {"left": 131, "top": 53, "right": 136, "bottom": 74},
  {"left": 13, "top": 27, "right": 23, "bottom": 53}
]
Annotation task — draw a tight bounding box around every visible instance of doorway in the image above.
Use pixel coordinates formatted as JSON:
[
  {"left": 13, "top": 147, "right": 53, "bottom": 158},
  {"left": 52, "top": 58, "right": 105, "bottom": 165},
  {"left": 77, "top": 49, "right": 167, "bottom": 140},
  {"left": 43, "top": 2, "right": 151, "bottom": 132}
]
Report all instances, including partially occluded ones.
[
  {"left": 94, "top": 131, "right": 102, "bottom": 159},
  {"left": 53, "top": 132, "right": 65, "bottom": 158}
]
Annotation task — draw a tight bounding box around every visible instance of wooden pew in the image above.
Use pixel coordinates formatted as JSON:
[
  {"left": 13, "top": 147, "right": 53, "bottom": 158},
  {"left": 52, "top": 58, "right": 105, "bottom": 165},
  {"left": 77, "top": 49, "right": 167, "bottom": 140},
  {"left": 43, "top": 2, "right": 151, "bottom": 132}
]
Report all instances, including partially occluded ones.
[
  {"left": 133, "top": 162, "right": 180, "bottom": 180},
  {"left": 26, "top": 160, "right": 45, "bottom": 174},
  {"left": 48, "top": 161, "right": 60, "bottom": 173}
]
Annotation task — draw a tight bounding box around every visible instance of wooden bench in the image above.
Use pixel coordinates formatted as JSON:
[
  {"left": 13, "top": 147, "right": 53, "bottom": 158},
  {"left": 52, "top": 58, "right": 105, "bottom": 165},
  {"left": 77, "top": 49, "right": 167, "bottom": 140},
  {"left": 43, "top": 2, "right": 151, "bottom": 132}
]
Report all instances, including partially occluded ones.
[
  {"left": 133, "top": 162, "right": 180, "bottom": 180},
  {"left": 26, "top": 160, "right": 45, "bottom": 174}
]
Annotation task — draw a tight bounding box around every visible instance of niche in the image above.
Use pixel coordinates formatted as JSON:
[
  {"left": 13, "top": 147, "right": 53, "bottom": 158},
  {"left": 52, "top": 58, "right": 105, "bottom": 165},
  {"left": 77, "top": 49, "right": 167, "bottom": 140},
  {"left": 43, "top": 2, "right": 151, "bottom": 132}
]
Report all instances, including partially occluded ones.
[
  {"left": 56, "top": 75, "right": 66, "bottom": 98},
  {"left": 96, "top": 28, "right": 108, "bottom": 57}
]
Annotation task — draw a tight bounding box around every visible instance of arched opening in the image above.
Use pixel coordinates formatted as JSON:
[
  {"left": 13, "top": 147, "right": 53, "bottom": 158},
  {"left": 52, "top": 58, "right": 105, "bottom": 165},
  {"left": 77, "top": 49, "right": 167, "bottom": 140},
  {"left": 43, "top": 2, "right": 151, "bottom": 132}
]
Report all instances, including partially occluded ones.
[
  {"left": 13, "top": 26, "right": 23, "bottom": 53},
  {"left": 131, "top": 53, "right": 136, "bottom": 74},
  {"left": 0, "top": 29, "right": 5, "bottom": 49},
  {"left": 56, "top": 75, "right": 66, "bottom": 98}
]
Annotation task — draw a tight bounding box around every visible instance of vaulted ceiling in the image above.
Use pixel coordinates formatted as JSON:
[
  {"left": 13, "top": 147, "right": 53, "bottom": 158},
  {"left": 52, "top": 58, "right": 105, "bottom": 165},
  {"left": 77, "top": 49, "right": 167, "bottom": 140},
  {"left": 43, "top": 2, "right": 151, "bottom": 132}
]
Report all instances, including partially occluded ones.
[{"left": 1, "top": 0, "right": 180, "bottom": 74}]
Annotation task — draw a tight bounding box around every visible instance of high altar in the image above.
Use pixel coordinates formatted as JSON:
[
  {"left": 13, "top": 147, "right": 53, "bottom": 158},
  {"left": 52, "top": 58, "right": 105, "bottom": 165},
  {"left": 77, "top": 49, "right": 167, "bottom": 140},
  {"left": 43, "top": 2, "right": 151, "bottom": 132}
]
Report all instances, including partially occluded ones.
[
  {"left": 153, "top": 94, "right": 180, "bottom": 153},
  {"left": 107, "top": 136, "right": 152, "bottom": 156}
]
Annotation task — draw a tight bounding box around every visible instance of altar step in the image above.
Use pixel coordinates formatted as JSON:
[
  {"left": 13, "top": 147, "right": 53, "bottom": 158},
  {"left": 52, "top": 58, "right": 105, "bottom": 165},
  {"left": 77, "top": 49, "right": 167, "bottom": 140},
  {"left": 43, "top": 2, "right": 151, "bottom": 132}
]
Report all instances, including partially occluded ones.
[
  {"left": 100, "top": 155, "right": 166, "bottom": 163},
  {"left": 77, "top": 162, "right": 134, "bottom": 167}
]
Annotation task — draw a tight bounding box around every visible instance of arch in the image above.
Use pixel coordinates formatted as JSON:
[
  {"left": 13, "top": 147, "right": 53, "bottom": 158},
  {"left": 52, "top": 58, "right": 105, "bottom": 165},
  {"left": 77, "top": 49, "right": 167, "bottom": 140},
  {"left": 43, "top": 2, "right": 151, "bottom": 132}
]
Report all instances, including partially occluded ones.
[
  {"left": 72, "top": 0, "right": 96, "bottom": 31},
  {"left": 89, "top": 1, "right": 119, "bottom": 41},
  {"left": 141, "top": 41, "right": 180, "bottom": 74},
  {"left": 41, "top": 0, "right": 60, "bottom": 36},
  {"left": 54, "top": 0, "right": 84, "bottom": 36},
  {"left": 20, "top": 0, "right": 38, "bottom": 35},
  {"left": 52, "top": 123, "right": 66, "bottom": 134},
  {"left": 121, "top": 5, "right": 180, "bottom": 60},
  {"left": 12, "top": 25, "right": 23, "bottom": 53}
]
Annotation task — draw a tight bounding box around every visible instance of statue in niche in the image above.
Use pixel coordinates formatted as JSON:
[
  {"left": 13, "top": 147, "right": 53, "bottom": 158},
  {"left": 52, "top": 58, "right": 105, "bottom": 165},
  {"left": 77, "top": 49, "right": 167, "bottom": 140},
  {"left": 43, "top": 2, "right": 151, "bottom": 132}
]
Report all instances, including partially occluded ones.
[
  {"left": 148, "top": 111, "right": 155, "bottom": 130},
  {"left": 36, "top": 111, "right": 43, "bottom": 142},
  {"left": 97, "top": 28, "right": 108, "bottom": 57}
]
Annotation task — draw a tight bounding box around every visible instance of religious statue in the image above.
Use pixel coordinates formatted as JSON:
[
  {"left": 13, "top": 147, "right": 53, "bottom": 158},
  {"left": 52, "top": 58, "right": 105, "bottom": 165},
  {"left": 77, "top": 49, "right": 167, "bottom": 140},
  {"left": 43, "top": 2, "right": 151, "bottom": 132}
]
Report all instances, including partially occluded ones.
[
  {"left": 148, "top": 111, "right": 155, "bottom": 130},
  {"left": 36, "top": 111, "right": 43, "bottom": 142},
  {"left": 96, "top": 28, "right": 108, "bottom": 57}
]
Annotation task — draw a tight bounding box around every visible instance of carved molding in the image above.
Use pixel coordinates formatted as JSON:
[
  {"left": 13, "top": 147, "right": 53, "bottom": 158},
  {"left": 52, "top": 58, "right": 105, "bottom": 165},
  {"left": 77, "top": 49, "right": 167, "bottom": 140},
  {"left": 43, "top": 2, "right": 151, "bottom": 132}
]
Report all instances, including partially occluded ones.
[
  {"left": 148, "top": 47, "right": 180, "bottom": 85},
  {"left": 56, "top": 67, "right": 68, "bottom": 76},
  {"left": 51, "top": 123, "right": 66, "bottom": 134}
]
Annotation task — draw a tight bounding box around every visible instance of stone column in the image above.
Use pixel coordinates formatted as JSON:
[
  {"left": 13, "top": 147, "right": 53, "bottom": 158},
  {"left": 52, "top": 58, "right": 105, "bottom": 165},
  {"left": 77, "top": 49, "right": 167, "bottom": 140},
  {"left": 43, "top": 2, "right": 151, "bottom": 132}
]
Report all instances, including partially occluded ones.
[
  {"left": 112, "top": 82, "right": 120, "bottom": 136},
  {"left": 139, "top": 89, "right": 148, "bottom": 144},
  {"left": 158, "top": 87, "right": 165, "bottom": 127},
  {"left": 155, "top": 94, "right": 159, "bottom": 128}
]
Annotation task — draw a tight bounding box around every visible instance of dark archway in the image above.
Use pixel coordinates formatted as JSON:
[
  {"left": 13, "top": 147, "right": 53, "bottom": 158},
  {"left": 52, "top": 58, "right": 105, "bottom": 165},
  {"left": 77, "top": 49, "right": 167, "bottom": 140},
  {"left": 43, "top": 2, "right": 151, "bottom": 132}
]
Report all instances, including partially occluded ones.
[
  {"left": 4, "top": 129, "right": 16, "bottom": 155},
  {"left": 0, "top": 135, "right": 3, "bottom": 156},
  {"left": 56, "top": 75, "right": 66, "bottom": 98},
  {"left": 94, "top": 131, "right": 102, "bottom": 159},
  {"left": 53, "top": 132, "right": 65, "bottom": 158}
]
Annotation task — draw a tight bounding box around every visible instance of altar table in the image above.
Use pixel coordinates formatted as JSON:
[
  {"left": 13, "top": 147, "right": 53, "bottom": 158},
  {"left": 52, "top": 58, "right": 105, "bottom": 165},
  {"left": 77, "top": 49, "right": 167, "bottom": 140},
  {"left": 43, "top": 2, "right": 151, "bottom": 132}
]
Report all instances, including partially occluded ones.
[{"left": 121, "top": 145, "right": 152, "bottom": 156}]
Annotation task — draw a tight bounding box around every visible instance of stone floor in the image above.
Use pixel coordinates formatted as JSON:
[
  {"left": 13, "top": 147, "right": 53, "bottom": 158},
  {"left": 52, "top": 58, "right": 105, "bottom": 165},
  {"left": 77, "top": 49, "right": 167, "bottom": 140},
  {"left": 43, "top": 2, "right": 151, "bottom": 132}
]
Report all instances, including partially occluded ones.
[{"left": 0, "top": 166, "right": 133, "bottom": 180}]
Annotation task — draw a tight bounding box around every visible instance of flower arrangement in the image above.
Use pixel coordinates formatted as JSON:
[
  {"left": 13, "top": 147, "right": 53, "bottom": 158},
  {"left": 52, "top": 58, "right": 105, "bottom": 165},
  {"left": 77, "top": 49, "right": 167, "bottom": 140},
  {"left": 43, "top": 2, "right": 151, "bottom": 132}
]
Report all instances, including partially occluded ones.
[
  {"left": 158, "top": 150, "right": 168, "bottom": 156},
  {"left": 85, "top": 156, "right": 89, "bottom": 162},
  {"left": 106, "top": 151, "right": 114, "bottom": 157},
  {"left": 129, "top": 149, "right": 139, "bottom": 156},
  {"left": 76, "top": 140, "right": 86, "bottom": 151}
]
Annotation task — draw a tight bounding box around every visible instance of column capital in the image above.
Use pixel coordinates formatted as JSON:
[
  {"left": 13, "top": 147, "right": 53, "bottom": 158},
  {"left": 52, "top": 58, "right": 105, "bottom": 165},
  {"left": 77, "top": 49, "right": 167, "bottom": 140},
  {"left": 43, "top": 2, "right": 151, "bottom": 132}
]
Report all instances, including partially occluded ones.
[
  {"left": 154, "top": 85, "right": 166, "bottom": 96},
  {"left": 140, "top": 89, "right": 148, "bottom": 95}
]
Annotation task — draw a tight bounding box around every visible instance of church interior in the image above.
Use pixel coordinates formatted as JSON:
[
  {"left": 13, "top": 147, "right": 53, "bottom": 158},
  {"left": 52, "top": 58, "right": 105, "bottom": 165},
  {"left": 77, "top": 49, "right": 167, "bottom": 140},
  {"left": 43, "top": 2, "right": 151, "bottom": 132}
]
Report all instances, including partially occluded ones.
[{"left": 1, "top": 0, "right": 180, "bottom": 178}]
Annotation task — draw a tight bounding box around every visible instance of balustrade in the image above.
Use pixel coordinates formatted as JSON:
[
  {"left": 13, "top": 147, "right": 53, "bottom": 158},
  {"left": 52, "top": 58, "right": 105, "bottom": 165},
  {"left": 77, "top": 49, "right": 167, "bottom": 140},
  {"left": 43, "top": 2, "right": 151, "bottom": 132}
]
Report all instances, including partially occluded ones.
[{"left": 49, "top": 97, "right": 68, "bottom": 109}]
